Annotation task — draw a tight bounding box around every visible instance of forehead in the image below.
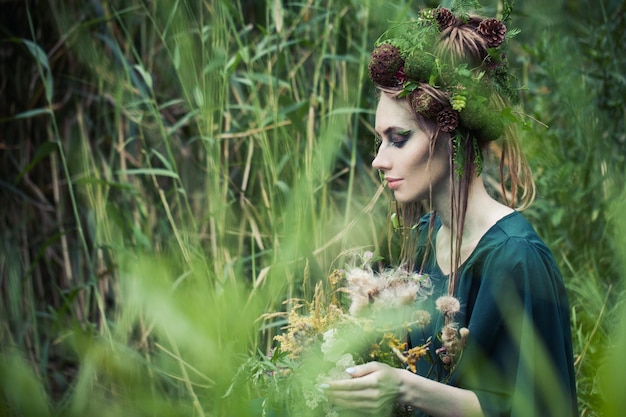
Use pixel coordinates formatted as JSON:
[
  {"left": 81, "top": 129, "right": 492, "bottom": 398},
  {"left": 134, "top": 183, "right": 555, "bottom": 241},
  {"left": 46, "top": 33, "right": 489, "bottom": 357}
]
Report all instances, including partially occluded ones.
[{"left": 375, "top": 93, "right": 418, "bottom": 132}]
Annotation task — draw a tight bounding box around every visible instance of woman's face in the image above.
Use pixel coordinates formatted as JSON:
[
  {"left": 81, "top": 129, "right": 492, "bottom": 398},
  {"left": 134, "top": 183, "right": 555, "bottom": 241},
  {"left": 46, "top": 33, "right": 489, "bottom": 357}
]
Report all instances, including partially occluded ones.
[{"left": 372, "top": 93, "right": 450, "bottom": 203}]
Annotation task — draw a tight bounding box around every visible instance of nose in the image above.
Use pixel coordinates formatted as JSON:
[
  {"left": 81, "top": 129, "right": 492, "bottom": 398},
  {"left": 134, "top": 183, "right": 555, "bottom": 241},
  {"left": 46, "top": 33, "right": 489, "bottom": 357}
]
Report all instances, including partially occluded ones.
[{"left": 372, "top": 146, "right": 390, "bottom": 171}]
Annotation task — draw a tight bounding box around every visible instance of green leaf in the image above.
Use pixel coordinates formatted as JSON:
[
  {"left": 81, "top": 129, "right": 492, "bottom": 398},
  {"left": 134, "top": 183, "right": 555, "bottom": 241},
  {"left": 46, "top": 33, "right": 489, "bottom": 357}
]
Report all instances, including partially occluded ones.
[
  {"left": 117, "top": 168, "right": 180, "bottom": 179},
  {"left": 150, "top": 149, "right": 175, "bottom": 172},
  {"left": 22, "top": 39, "right": 53, "bottom": 103},
  {"left": 12, "top": 108, "right": 53, "bottom": 120},
  {"left": 173, "top": 43, "right": 181, "bottom": 70},
  {"left": 133, "top": 65, "right": 153, "bottom": 90},
  {"left": 500, "top": 107, "right": 520, "bottom": 123},
  {"left": 73, "top": 177, "right": 135, "bottom": 191},
  {"left": 14, "top": 141, "right": 57, "bottom": 184},
  {"left": 506, "top": 28, "right": 521, "bottom": 40}
]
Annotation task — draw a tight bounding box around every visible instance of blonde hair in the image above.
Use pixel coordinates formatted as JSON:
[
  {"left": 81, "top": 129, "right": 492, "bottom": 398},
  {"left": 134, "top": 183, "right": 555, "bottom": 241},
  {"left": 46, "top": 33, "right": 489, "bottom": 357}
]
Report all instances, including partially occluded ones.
[{"left": 437, "top": 16, "right": 488, "bottom": 65}]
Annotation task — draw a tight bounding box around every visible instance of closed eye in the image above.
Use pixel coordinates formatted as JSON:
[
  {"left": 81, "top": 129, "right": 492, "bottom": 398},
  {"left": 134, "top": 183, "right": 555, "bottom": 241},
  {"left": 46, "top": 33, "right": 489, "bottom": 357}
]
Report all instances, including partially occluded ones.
[{"left": 390, "top": 129, "right": 411, "bottom": 148}]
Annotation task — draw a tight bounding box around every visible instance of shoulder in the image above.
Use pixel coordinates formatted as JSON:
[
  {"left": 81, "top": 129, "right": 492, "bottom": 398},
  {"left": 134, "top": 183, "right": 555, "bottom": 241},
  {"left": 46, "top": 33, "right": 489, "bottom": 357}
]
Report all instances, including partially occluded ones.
[
  {"left": 466, "top": 211, "right": 564, "bottom": 294},
  {"left": 458, "top": 213, "right": 570, "bottom": 338},
  {"left": 479, "top": 211, "right": 556, "bottom": 265}
]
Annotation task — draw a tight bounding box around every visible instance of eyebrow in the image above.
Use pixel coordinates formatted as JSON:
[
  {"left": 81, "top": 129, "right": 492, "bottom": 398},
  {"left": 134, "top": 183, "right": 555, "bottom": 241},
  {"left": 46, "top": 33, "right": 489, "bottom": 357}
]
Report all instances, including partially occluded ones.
[{"left": 375, "top": 126, "right": 411, "bottom": 137}]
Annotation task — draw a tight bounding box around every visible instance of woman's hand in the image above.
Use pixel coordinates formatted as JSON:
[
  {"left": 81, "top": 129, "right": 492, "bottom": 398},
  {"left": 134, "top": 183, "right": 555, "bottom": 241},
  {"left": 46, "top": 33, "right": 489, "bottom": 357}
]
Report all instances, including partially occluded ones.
[{"left": 321, "top": 361, "right": 404, "bottom": 416}]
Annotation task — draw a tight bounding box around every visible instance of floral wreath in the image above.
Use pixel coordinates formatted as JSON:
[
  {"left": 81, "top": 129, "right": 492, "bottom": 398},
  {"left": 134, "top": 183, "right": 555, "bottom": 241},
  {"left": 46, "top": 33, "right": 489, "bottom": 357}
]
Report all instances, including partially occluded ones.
[{"left": 368, "top": 1, "right": 520, "bottom": 160}]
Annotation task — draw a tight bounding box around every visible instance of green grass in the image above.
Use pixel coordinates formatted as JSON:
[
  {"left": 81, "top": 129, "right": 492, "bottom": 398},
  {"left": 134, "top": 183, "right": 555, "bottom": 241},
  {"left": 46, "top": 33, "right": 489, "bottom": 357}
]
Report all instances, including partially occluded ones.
[{"left": 1, "top": 0, "right": 625, "bottom": 416}]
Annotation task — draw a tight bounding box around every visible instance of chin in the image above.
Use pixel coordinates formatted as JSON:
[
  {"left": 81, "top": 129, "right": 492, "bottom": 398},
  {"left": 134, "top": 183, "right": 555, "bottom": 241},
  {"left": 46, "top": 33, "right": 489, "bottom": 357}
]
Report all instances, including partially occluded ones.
[
  {"left": 393, "top": 190, "right": 426, "bottom": 204},
  {"left": 393, "top": 194, "right": 414, "bottom": 204}
]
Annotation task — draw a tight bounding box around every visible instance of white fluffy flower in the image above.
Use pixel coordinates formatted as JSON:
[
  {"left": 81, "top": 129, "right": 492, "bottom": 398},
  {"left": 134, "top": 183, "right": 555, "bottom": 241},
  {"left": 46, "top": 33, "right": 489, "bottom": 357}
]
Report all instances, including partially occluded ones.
[
  {"left": 414, "top": 309, "right": 432, "bottom": 327},
  {"left": 384, "top": 278, "right": 421, "bottom": 307},
  {"left": 345, "top": 267, "right": 380, "bottom": 316},
  {"left": 335, "top": 353, "right": 356, "bottom": 370},
  {"left": 436, "top": 295, "right": 461, "bottom": 317},
  {"left": 320, "top": 329, "right": 340, "bottom": 361}
]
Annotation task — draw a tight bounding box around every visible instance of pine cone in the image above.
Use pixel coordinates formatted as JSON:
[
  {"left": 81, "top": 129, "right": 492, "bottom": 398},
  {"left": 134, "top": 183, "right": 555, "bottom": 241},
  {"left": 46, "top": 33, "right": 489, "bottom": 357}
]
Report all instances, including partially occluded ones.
[
  {"left": 477, "top": 18, "right": 507, "bottom": 48},
  {"left": 437, "top": 107, "right": 459, "bottom": 132},
  {"left": 410, "top": 88, "right": 444, "bottom": 119},
  {"left": 436, "top": 8, "right": 460, "bottom": 30},
  {"left": 368, "top": 43, "right": 404, "bottom": 87}
]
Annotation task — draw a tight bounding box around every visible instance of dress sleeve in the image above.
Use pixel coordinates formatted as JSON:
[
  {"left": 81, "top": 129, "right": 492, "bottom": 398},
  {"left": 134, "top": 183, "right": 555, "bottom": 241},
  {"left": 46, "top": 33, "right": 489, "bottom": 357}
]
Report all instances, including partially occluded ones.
[{"left": 450, "top": 237, "right": 578, "bottom": 417}]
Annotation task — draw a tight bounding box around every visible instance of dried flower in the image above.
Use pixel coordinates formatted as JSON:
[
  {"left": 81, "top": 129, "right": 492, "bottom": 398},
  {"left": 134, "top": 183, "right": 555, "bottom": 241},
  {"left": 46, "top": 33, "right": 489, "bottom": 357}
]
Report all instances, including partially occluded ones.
[
  {"left": 328, "top": 268, "right": 344, "bottom": 288},
  {"left": 459, "top": 327, "right": 470, "bottom": 346},
  {"left": 441, "top": 322, "right": 459, "bottom": 343},
  {"left": 437, "top": 321, "right": 469, "bottom": 372},
  {"left": 320, "top": 329, "right": 338, "bottom": 355},
  {"left": 436, "top": 295, "right": 461, "bottom": 317},
  {"left": 261, "top": 252, "right": 464, "bottom": 416},
  {"left": 345, "top": 266, "right": 431, "bottom": 316},
  {"left": 345, "top": 267, "right": 380, "bottom": 316},
  {"left": 406, "top": 343, "right": 431, "bottom": 372},
  {"left": 413, "top": 309, "right": 432, "bottom": 328},
  {"left": 335, "top": 353, "right": 356, "bottom": 369},
  {"left": 378, "top": 278, "right": 421, "bottom": 307}
]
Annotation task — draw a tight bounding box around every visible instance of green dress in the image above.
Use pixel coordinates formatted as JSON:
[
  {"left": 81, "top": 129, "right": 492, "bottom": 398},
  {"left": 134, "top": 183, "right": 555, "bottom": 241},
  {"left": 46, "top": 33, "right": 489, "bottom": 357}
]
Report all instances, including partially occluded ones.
[{"left": 409, "top": 211, "right": 578, "bottom": 417}]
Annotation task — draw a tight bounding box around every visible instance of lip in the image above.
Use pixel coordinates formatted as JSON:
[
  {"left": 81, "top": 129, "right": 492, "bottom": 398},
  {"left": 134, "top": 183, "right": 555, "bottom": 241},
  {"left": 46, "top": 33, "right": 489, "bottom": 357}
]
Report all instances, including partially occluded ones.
[{"left": 385, "top": 178, "right": 403, "bottom": 190}]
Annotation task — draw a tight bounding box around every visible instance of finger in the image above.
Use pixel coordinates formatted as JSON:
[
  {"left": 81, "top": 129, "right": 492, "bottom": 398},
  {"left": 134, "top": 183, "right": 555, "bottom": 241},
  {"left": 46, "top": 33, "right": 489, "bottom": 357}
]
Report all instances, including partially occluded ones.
[
  {"left": 328, "top": 397, "right": 378, "bottom": 413},
  {"left": 325, "top": 390, "right": 392, "bottom": 416},
  {"left": 322, "top": 362, "right": 387, "bottom": 391},
  {"left": 345, "top": 361, "right": 384, "bottom": 378},
  {"left": 323, "top": 377, "right": 373, "bottom": 391},
  {"left": 325, "top": 387, "right": 379, "bottom": 402}
]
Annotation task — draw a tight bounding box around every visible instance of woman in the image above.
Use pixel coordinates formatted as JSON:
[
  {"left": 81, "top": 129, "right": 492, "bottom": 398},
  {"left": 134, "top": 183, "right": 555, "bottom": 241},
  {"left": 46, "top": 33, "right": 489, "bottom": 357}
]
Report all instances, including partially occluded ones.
[{"left": 321, "top": 6, "right": 578, "bottom": 417}]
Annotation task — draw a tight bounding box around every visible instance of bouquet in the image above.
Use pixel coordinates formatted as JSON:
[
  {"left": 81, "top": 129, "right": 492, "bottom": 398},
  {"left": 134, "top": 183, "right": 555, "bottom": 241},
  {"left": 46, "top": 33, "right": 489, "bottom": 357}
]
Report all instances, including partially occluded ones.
[{"left": 250, "top": 251, "right": 467, "bottom": 417}]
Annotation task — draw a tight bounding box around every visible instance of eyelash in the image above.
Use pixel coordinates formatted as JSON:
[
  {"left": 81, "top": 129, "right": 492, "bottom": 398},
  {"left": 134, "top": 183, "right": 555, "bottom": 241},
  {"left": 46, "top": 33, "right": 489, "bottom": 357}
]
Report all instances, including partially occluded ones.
[
  {"left": 374, "top": 130, "right": 411, "bottom": 153},
  {"left": 390, "top": 130, "right": 411, "bottom": 148}
]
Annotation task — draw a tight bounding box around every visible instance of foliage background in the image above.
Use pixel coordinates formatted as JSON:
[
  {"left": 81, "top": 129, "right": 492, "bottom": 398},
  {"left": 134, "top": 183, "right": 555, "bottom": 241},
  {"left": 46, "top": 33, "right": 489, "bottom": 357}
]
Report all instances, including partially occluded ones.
[{"left": 1, "top": 0, "right": 625, "bottom": 416}]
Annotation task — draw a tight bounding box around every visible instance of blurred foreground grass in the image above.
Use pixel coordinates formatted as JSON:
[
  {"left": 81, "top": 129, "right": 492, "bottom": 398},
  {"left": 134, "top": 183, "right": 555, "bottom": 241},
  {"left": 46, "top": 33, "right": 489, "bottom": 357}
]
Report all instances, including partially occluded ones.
[{"left": 1, "top": 0, "right": 625, "bottom": 416}]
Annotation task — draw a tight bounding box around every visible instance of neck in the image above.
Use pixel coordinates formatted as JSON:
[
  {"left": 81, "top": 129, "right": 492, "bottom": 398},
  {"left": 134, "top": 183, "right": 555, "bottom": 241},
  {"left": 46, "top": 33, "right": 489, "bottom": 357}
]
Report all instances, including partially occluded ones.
[
  {"left": 433, "top": 176, "right": 514, "bottom": 268},
  {"left": 437, "top": 175, "right": 512, "bottom": 228}
]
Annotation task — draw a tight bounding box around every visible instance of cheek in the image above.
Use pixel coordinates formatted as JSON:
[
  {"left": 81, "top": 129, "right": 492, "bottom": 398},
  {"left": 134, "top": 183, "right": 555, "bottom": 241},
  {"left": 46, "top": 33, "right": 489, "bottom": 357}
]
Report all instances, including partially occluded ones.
[
  {"left": 403, "top": 143, "right": 450, "bottom": 188},
  {"left": 403, "top": 142, "right": 433, "bottom": 170}
]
